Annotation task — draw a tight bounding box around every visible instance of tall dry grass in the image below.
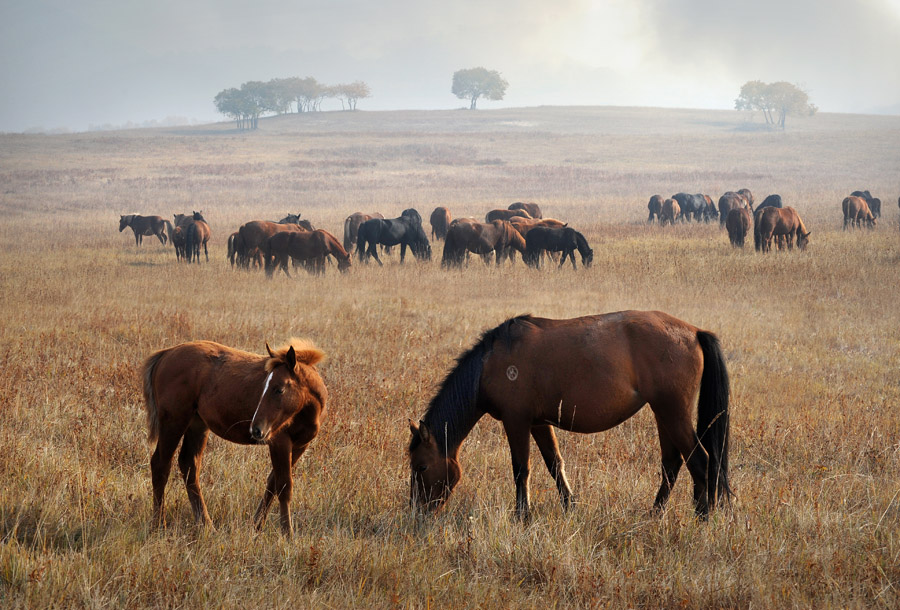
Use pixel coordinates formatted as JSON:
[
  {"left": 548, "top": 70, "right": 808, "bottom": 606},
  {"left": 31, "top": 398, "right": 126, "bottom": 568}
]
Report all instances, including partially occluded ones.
[{"left": 1, "top": 106, "right": 899, "bottom": 608}]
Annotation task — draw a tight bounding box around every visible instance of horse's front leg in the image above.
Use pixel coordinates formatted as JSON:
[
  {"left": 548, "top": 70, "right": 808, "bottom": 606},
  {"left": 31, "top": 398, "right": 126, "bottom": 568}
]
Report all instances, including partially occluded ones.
[
  {"left": 502, "top": 421, "right": 532, "bottom": 522},
  {"left": 254, "top": 436, "right": 295, "bottom": 536},
  {"left": 399, "top": 242, "right": 407, "bottom": 263},
  {"left": 531, "top": 425, "right": 573, "bottom": 511}
]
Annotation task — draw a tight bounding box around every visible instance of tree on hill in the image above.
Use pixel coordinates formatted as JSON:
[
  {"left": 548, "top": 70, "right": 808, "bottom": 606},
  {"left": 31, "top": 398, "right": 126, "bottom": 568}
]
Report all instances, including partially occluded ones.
[
  {"left": 452, "top": 67, "right": 508, "bottom": 109},
  {"left": 735, "top": 80, "right": 817, "bottom": 129},
  {"left": 333, "top": 81, "right": 371, "bottom": 110}
]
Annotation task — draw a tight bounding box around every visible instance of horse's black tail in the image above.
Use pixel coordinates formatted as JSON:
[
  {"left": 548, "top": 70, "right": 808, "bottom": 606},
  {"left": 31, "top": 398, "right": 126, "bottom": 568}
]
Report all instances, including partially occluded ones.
[
  {"left": 142, "top": 349, "right": 167, "bottom": 445},
  {"left": 753, "top": 215, "right": 761, "bottom": 251},
  {"left": 164, "top": 220, "right": 174, "bottom": 245},
  {"left": 696, "top": 330, "right": 732, "bottom": 509}
]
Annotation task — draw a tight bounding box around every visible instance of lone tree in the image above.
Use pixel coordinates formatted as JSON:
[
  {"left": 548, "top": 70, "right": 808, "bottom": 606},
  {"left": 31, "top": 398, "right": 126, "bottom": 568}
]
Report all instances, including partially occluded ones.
[
  {"left": 735, "top": 80, "right": 817, "bottom": 129},
  {"left": 452, "top": 67, "right": 508, "bottom": 109}
]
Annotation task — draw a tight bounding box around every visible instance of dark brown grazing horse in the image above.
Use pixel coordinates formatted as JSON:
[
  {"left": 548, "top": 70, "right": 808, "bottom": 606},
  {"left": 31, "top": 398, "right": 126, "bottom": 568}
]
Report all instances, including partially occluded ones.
[
  {"left": 119, "top": 214, "right": 171, "bottom": 246},
  {"left": 408, "top": 311, "right": 731, "bottom": 521},
  {"left": 485, "top": 208, "right": 532, "bottom": 222},
  {"left": 508, "top": 202, "right": 543, "bottom": 219},
  {"left": 142, "top": 339, "right": 327, "bottom": 536},
  {"left": 660, "top": 199, "right": 680, "bottom": 226},
  {"left": 343, "top": 212, "right": 384, "bottom": 253},
  {"left": 265, "top": 229, "right": 352, "bottom": 277},
  {"left": 754, "top": 206, "right": 810, "bottom": 252},
  {"left": 726, "top": 207, "right": 751, "bottom": 247},
  {"left": 718, "top": 192, "right": 749, "bottom": 227},
  {"left": 647, "top": 195, "right": 663, "bottom": 223},
  {"left": 442, "top": 220, "right": 526, "bottom": 267},
  {"left": 842, "top": 196, "right": 876, "bottom": 230},
  {"left": 238, "top": 221, "right": 309, "bottom": 269},
  {"left": 429, "top": 207, "right": 452, "bottom": 241}
]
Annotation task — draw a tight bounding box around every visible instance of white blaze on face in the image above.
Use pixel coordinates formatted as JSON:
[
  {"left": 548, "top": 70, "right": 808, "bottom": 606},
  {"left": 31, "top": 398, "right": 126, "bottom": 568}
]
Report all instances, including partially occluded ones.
[{"left": 251, "top": 371, "right": 274, "bottom": 433}]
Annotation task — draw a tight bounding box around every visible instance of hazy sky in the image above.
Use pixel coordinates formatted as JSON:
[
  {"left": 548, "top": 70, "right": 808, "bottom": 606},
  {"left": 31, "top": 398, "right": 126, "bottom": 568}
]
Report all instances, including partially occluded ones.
[{"left": 2, "top": 0, "right": 899, "bottom": 132}]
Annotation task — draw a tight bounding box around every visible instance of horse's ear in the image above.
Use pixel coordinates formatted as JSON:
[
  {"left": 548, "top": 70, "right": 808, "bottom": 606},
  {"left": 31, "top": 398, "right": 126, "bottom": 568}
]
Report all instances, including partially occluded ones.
[
  {"left": 418, "top": 420, "right": 433, "bottom": 444},
  {"left": 285, "top": 345, "right": 297, "bottom": 370},
  {"left": 265, "top": 342, "right": 275, "bottom": 358},
  {"left": 409, "top": 419, "right": 420, "bottom": 436}
]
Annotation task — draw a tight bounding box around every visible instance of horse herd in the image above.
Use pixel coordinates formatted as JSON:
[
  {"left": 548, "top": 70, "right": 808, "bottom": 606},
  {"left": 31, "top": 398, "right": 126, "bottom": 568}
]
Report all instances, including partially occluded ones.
[
  {"left": 120, "top": 190, "right": 896, "bottom": 276},
  {"left": 648, "top": 188, "right": 896, "bottom": 253},
  {"left": 142, "top": 310, "right": 731, "bottom": 535}
]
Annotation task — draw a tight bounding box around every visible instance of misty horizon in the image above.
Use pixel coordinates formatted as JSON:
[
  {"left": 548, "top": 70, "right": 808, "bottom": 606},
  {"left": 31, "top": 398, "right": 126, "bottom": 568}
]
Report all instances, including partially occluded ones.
[{"left": 3, "top": 0, "right": 900, "bottom": 133}]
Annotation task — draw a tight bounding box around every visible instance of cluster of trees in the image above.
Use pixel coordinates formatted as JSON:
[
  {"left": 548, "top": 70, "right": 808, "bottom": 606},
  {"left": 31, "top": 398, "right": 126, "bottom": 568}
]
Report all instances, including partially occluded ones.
[
  {"left": 735, "top": 81, "right": 818, "bottom": 129},
  {"left": 214, "top": 78, "right": 371, "bottom": 129}
]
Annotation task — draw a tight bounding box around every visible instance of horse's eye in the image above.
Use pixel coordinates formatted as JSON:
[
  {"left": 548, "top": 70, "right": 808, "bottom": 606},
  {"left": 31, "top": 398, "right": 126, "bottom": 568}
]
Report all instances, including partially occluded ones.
[
  {"left": 416, "top": 464, "right": 428, "bottom": 473},
  {"left": 273, "top": 387, "right": 284, "bottom": 395}
]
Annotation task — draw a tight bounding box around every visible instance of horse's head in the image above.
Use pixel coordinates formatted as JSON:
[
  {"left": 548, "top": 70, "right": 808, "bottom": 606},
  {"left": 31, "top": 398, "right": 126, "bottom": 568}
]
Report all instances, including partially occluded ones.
[
  {"left": 582, "top": 248, "right": 594, "bottom": 268},
  {"left": 408, "top": 420, "right": 461, "bottom": 512},
  {"left": 249, "top": 340, "right": 326, "bottom": 443},
  {"left": 797, "top": 231, "right": 811, "bottom": 250},
  {"left": 119, "top": 215, "right": 130, "bottom": 231},
  {"left": 192, "top": 210, "right": 205, "bottom": 221},
  {"left": 336, "top": 254, "right": 352, "bottom": 273}
]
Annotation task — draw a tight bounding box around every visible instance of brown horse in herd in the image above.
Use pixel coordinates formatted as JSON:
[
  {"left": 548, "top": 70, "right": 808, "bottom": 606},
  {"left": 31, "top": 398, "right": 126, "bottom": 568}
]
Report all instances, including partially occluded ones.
[
  {"left": 408, "top": 311, "right": 731, "bottom": 521},
  {"left": 485, "top": 208, "right": 532, "bottom": 223},
  {"left": 441, "top": 220, "right": 526, "bottom": 267},
  {"left": 754, "top": 206, "right": 810, "bottom": 252},
  {"left": 142, "top": 339, "right": 327, "bottom": 536},
  {"left": 842, "top": 196, "right": 876, "bottom": 230},
  {"left": 660, "top": 198, "right": 680, "bottom": 225},
  {"left": 343, "top": 212, "right": 384, "bottom": 253},
  {"left": 119, "top": 214, "right": 171, "bottom": 246},
  {"left": 726, "top": 207, "right": 752, "bottom": 247},
  {"left": 429, "top": 207, "right": 452, "bottom": 241},
  {"left": 647, "top": 195, "right": 664, "bottom": 223},
  {"left": 238, "top": 220, "right": 308, "bottom": 268},
  {"left": 265, "top": 229, "right": 352, "bottom": 277},
  {"left": 508, "top": 202, "right": 543, "bottom": 219}
]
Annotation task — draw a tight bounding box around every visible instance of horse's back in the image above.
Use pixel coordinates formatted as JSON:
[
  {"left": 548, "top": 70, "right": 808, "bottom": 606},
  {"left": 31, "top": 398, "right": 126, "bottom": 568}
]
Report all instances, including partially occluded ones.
[{"left": 479, "top": 312, "right": 704, "bottom": 432}]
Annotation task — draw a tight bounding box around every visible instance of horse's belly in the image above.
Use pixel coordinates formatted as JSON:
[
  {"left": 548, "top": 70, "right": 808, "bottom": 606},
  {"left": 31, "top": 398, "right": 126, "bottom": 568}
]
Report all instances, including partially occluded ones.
[{"left": 548, "top": 393, "right": 646, "bottom": 434}]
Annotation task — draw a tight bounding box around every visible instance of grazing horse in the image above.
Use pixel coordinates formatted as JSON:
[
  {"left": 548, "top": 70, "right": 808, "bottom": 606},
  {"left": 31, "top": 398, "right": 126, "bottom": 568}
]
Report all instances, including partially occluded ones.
[
  {"left": 660, "top": 198, "right": 680, "bottom": 226},
  {"left": 725, "top": 208, "right": 751, "bottom": 247},
  {"left": 737, "top": 188, "right": 755, "bottom": 211},
  {"left": 408, "top": 311, "right": 732, "bottom": 520},
  {"left": 485, "top": 208, "right": 532, "bottom": 223},
  {"left": 429, "top": 207, "right": 452, "bottom": 241},
  {"left": 718, "top": 192, "right": 748, "bottom": 227},
  {"left": 238, "top": 221, "right": 309, "bottom": 269},
  {"left": 755, "top": 206, "right": 810, "bottom": 252},
  {"left": 842, "top": 196, "right": 876, "bottom": 230},
  {"left": 185, "top": 219, "right": 211, "bottom": 263},
  {"left": 265, "top": 229, "right": 352, "bottom": 277},
  {"left": 647, "top": 195, "right": 664, "bottom": 223},
  {"left": 441, "top": 220, "right": 526, "bottom": 268},
  {"left": 356, "top": 216, "right": 431, "bottom": 265},
  {"left": 508, "top": 202, "right": 543, "bottom": 219},
  {"left": 524, "top": 226, "right": 593, "bottom": 269},
  {"left": 756, "top": 194, "right": 783, "bottom": 212},
  {"left": 672, "top": 193, "right": 711, "bottom": 222},
  {"left": 508, "top": 217, "right": 567, "bottom": 238},
  {"left": 119, "top": 214, "right": 171, "bottom": 246},
  {"left": 142, "top": 339, "right": 327, "bottom": 536},
  {"left": 850, "top": 190, "right": 881, "bottom": 219},
  {"left": 343, "top": 212, "right": 385, "bottom": 253}
]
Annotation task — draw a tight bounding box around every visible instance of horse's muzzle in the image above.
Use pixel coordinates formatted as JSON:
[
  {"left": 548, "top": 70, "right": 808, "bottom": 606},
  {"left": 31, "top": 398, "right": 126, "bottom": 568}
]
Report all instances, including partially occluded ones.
[{"left": 250, "top": 425, "right": 265, "bottom": 442}]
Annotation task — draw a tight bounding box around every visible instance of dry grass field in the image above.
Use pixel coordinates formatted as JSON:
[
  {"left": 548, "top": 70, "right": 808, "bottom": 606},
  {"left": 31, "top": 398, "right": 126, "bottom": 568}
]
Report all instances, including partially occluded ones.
[{"left": 1, "top": 106, "right": 899, "bottom": 608}]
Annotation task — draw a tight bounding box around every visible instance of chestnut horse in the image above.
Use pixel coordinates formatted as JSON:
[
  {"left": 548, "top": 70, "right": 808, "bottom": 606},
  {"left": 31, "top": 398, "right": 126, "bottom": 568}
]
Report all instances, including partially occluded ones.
[
  {"left": 429, "top": 207, "right": 452, "bottom": 241},
  {"left": 842, "top": 196, "right": 876, "bottom": 230},
  {"left": 508, "top": 202, "right": 543, "bottom": 219},
  {"left": 485, "top": 208, "right": 532, "bottom": 222},
  {"left": 185, "top": 219, "right": 211, "bottom": 263},
  {"left": 408, "top": 311, "right": 731, "bottom": 521},
  {"left": 119, "top": 214, "right": 171, "bottom": 246},
  {"left": 238, "top": 220, "right": 309, "bottom": 269},
  {"left": 265, "top": 229, "right": 352, "bottom": 277},
  {"left": 441, "top": 220, "right": 526, "bottom": 267},
  {"left": 142, "top": 339, "right": 327, "bottom": 536},
  {"left": 343, "top": 212, "right": 384, "bottom": 253},
  {"left": 754, "top": 206, "right": 810, "bottom": 252},
  {"left": 660, "top": 198, "right": 680, "bottom": 226}
]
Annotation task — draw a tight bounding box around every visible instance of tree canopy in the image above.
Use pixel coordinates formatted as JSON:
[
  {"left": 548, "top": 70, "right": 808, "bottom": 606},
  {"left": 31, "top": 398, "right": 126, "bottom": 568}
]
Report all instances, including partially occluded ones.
[
  {"left": 452, "top": 67, "right": 508, "bottom": 109},
  {"left": 214, "top": 76, "right": 371, "bottom": 129},
  {"left": 735, "top": 81, "right": 817, "bottom": 129}
]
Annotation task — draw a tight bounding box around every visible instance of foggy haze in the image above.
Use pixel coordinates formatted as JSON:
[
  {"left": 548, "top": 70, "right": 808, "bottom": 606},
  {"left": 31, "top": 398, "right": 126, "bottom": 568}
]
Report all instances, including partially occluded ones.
[{"left": 1, "top": 0, "right": 899, "bottom": 132}]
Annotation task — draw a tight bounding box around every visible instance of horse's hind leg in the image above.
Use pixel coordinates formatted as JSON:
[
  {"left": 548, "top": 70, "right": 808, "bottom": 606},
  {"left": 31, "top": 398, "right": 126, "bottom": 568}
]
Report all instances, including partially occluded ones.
[
  {"left": 150, "top": 422, "right": 190, "bottom": 528},
  {"left": 178, "top": 417, "right": 212, "bottom": 527},
  {"left": 651, "top": 407, "right": 710, "bottom": 517},
  {"left": 531, "top": 425, "right": 573, "bottom": 511},
  {"left": 203, "top": 242, "right": 209, "bottom": 262},
  {"left": 651, "top": 419, "right": 684, "bottom": 513}
]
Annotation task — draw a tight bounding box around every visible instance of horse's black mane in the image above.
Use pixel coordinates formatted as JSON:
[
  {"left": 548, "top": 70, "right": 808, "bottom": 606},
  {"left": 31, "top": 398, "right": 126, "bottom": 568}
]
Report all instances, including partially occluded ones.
[{"left": 413, "top": 315, "right": 535, "bottom": 455}]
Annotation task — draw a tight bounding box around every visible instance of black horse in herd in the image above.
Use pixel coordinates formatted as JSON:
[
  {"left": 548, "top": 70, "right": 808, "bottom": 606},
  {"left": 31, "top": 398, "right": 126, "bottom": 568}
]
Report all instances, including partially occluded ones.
[
  {"left": 356, "top": 208, "right": 432, "bottom": 265},
  {"left": 524, "top": 226, "right": 593, "bottom": 270}
]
